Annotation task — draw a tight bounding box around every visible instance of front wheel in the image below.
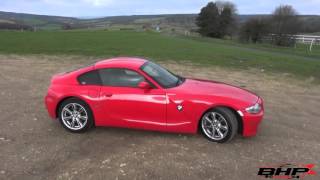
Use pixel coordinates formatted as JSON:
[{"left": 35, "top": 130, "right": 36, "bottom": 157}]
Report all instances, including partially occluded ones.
[
  {"left": 58, "top": 98, "right": 94, "bottom": 133},
  {"left": 200, "top": 107, "right": 238, "bottom": 143}
]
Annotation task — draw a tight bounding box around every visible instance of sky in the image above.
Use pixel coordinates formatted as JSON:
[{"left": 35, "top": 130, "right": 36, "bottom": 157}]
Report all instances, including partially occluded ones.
[{"left": 0, "top": 0, "right": 319, "bottom": 17}]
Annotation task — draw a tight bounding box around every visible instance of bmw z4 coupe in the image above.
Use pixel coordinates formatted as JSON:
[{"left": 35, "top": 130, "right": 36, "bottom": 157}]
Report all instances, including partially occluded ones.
[{"left": 45, "top": 57, "right": 264, "bottom": 143}]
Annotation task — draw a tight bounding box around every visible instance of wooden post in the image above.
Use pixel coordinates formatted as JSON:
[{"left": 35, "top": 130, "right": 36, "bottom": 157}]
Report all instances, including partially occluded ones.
[{"left": 310, "top": 39, "right": 315, "bottom": 52}]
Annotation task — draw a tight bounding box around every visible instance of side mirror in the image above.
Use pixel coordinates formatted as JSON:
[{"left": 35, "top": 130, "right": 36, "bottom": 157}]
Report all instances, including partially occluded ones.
[{"left": 138, "top": 81, "right": 152, "bottom": 89}]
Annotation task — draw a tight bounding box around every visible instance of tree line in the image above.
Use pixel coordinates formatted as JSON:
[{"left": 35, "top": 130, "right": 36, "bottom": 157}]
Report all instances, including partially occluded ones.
[
  {"left": 0, "top": 22, "right": 33, "bottom": 31},
  {"left": 196, "top": 1, "right": 314, "bottom": 46}
]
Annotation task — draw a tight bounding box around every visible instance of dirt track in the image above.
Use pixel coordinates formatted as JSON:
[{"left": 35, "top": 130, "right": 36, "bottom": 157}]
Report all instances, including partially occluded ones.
[{"left": 0, "top": 55, "right": 319, "bottom": 180}]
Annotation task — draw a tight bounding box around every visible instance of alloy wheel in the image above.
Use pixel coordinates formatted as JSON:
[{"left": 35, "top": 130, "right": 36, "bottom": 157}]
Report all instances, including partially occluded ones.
[
  {"left": 201, "top": 112, "right": 229, "bottom": 141},
  {"left": 61, "top": 103, "right": 88, "bottom": 131}
]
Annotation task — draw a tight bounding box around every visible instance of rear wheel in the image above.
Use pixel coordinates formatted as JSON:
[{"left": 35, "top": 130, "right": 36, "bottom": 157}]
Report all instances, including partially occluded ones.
[
  {"left": 200, "top": 107, "right": 238, "bottom": 143},
  {"left": 58, "top": 98, "right": 94, "bottom": 133}
]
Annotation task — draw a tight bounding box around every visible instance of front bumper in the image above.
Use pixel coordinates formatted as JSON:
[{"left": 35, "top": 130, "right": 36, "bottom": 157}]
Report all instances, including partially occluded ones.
[
  {"left": 239, "top": 98, "right": 264, "bottom": 137},
  {"left": 241, "top": 111, "right": 264, "bottom": 137}
]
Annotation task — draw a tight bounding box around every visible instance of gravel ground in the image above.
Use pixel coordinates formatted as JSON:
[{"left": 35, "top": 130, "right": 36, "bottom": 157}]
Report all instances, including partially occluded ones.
[{"left": 0, "top": 55, "right": 319, "bottom": 180}]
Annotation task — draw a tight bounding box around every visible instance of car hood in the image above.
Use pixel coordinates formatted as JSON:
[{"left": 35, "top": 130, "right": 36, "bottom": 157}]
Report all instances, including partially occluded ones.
[{"left": 173, "top": 78, "right": 259, "bottom": 105}]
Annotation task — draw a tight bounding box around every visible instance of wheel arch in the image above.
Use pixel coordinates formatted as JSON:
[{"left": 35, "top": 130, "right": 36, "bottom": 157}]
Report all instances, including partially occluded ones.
[
  {"left": 198, "top": 105, "right": 243, "bottom": 134},
  {"left": 55, "top": 96, "right": 93, "bottom": 120}
]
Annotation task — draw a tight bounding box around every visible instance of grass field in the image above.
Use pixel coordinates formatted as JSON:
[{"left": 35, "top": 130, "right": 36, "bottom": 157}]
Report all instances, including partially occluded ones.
[{"left": 0, "top": 30, "right": 319, "bottom": 81}]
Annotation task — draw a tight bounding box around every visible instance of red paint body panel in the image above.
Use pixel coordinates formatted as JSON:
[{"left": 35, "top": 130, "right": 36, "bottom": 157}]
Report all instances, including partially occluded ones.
[
  {"left": 45, "top": 57, "right": 264, "bottom": 137},
  {"left": 97, "top": 86, "right": 167, "bottom": 131}
]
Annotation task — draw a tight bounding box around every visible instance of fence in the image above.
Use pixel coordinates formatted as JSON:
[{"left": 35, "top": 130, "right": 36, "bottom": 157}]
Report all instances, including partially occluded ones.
[
  {"left": 293, "top": 35, "right": 320, "bottom": 51},
  {"left": 263, "top": 34, "right": 320, "bottom": 51}
]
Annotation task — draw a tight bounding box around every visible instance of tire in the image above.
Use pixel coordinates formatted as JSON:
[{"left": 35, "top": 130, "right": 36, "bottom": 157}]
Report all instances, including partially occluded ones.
[
  {"left": 200, "top": 107, "right": 238, "bottom": 143},
  {"left": 58, "top": 98, "right": 94, "bottom": 133}
]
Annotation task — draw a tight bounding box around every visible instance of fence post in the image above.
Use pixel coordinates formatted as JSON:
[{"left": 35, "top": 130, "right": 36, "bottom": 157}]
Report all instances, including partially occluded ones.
[{"left": 310, "top": 39, "right": 315, "bottom": 52}]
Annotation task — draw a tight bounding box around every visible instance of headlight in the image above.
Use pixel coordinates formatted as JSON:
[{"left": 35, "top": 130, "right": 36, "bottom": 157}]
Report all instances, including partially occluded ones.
[{"left": 245, "top": 103, "right": 261, "bottom": 114}]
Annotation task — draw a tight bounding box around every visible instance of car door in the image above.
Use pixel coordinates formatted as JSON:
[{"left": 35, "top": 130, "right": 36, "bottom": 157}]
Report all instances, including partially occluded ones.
[{"left": 98, "top": 68, "right": 167, "bottom": 131}]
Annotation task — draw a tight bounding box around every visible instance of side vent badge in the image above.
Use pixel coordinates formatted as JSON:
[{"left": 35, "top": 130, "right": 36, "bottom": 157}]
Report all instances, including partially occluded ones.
[{"left": 177, "top": 104, "right": 183, "bottom": 111}]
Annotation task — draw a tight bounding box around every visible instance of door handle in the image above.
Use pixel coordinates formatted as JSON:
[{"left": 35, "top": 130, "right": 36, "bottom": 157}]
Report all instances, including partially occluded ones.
[{"left": 102, "top": 93, "right": 113, "bottom": 97}]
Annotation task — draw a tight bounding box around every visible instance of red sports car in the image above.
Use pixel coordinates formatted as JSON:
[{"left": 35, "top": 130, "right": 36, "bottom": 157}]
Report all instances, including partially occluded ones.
[{"left": 45, "top": 57, "right": 264, "bottom": 143}]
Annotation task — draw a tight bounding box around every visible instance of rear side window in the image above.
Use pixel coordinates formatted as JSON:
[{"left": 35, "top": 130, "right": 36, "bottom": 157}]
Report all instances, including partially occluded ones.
[
  {"left": 77, "top": 70, "right": 101, "bottom": 85},
  {"left": 99, "top": 68, "right": 145, "bottom": 87}
]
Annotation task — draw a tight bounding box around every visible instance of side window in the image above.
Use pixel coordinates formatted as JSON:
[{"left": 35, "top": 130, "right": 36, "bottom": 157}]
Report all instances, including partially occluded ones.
[
  {"left": 99, "top": 68, "right": 145, "bottom": 87},
  {"left": 77, "top": 70, "right": 101, "bottom": 85}
]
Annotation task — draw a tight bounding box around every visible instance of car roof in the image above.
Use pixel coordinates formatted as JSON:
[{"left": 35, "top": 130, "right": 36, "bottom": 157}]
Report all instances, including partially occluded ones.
[{"left": 94, "top": 57, "right": 148, "bottom": 69}]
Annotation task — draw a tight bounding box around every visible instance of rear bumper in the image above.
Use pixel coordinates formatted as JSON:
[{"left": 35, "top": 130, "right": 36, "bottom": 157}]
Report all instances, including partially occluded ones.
[{"left": 44, "top": 91, "right": 58, "bottom": 120}]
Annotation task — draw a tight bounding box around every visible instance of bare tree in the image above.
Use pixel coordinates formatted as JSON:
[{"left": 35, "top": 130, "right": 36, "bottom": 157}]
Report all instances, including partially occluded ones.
[
  {"left": 217, "top": 1, "right": 237, "bottom": 38},
  {"left": 216, "top": 1, "right": 237, "bottom": 15},
  {"left": 271, "top": 5, "right": 301, "bottom": 46},
  {"left": 239, "top": 17, "right": 270, "bottom": 43}
]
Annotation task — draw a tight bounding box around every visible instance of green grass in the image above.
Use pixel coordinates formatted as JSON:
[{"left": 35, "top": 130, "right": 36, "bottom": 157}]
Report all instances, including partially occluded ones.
[
  {"left": 0, "top": 30, "right": 319, "bottom": 81},
  {"left": 37, "top": 23, "right": 62, "bottom": 31},
  {"left": 307, "top": 32, "right": 320, "bottom": 35},
  {"left": 186, "top": 35, "right": 320, "bottom": 58},
  {"left": 21, "top": 18, "right": 47, "bottom": 26}
]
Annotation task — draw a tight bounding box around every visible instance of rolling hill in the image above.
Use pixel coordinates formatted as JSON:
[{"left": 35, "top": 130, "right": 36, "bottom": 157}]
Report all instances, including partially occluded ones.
[
  {"left": 0, "top": 11, "right": 78, "bottom": 30},
  {"left": 0, "top": 11, "right": 319, "bottom": 33}
]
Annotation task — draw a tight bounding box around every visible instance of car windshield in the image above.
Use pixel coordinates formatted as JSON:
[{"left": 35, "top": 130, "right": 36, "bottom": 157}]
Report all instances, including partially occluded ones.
[{"left": 141, "top": 62, "right": 184, "bottom": 88}]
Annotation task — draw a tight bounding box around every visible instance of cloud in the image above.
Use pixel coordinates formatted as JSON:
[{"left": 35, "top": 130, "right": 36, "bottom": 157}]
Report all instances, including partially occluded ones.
[
  {"left": 83, "top": 0, "right": 114, "bottom": 7},
  {"left": 43, "top": 0, "right": 73, "bottom": 6},
  {"left": 0, "top": 0, "right": 319, "bottom": 17},
  {"left": 41, "top": 0, "right": 114, "bottom": 7}
]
